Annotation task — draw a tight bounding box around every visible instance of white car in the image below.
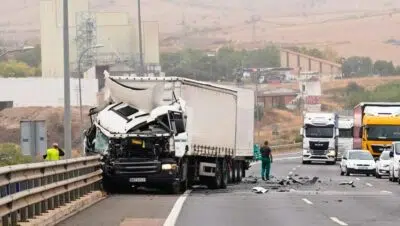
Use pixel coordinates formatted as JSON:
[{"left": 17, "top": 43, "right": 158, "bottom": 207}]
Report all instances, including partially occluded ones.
[
  {"left": 340, "top": 150, "right": 376, "bottom": 176},
  {"left": 375, "top": 150, "right": 391, "bottom": 178}
]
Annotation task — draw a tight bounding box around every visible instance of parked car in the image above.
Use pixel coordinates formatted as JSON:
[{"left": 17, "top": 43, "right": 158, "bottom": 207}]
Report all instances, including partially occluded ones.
[
  {"left": 375, "top": 150, "right": 391, "bottom": 178},
  {"left": 389, "top": 142, "right": 400, "bottom": 183},
  {"left": 340, "top": 150, "right": 376, "bottom": 176}
]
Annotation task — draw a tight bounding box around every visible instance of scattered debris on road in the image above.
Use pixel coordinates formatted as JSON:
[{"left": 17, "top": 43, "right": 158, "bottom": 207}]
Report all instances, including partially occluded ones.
[{"left": 252, "top": 187, "right": 269, "bottom": 194}]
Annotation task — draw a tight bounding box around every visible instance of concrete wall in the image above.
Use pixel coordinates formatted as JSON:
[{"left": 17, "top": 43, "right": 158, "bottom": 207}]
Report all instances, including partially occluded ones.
[{"left": 0, "top": 78, "right": 99, "bottom": 107}]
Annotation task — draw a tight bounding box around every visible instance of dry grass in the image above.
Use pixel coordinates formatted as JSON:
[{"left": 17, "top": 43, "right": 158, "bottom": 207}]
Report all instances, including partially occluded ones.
[{"left": 4, "top": 0, "right": 400, "bottom": 64}]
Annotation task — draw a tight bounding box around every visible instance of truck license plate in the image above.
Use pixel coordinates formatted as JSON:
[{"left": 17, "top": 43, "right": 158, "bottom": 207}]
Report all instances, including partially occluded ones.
[
  {"left": 358, "top": 167, "right": 367, "bottom": 170},
  {"left": 129, "top": 178, "right": 146, "bottom": 183}
]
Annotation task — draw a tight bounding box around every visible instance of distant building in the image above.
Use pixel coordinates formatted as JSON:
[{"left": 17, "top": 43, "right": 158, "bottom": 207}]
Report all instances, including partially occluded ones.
[
  {"left": 40, "top": 0, "right": 160, "bottom": 77},
  {"left": 280, "top": 48, "right": 342, "bottom": 79},
  {"left": 258, "top": 88, "right": 299, "bottom": 109}
]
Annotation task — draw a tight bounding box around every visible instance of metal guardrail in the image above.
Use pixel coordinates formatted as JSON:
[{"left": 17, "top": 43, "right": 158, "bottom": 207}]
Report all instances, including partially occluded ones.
[
  {"left": 0, "top": 155, "right": 102, "bottom": 226},
  {"left": 271, "top": 143, "right": 302, "bottom": 151}
]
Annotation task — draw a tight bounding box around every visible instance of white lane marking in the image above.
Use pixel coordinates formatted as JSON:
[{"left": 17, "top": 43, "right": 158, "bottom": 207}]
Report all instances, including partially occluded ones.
[
  {"left": 163, "top": 189, "right": 192, "bottom": 226},
  {"left": 366, "top": 183, "right": 373, "bottom": 187},
  {"left": 330, "top": 217, "right": 348, "bottom": 226},
  {"left": 356, "top": 178, "right": 360, "bottom": 181},
  {"left": 302, "top": 198, "right": 313, "bottom": 205},
  {"left": 381, "top": 190, "right": 392, "bottom": 194}
]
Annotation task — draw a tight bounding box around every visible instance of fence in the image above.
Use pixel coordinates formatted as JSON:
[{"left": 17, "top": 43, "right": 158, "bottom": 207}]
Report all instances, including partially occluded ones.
[{"left": 0, "top": 155, "right": 102, "bottom": 226}]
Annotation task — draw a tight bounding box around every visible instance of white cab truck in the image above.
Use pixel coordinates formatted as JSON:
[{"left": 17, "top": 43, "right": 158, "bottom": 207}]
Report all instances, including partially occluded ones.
[
  {"left": 337, "top": 116, "right": 354, "bottom": 160},
  {"left": 83, "top": 74, "right": 254, "bottom": 193},
  {"left": 300, "top": 112, "right": 339, "bottom": 164}
]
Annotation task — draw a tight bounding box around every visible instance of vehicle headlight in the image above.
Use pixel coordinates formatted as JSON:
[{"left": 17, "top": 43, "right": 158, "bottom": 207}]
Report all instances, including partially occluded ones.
[
  {"left": 328, "top": 150, "right": 336, "bottom": 156},
  {"left": 162, "top": 163, "right": 178, "bottom": 171},
  {"left": 303, "top": 149, "right": 310, "bottom": 154}
]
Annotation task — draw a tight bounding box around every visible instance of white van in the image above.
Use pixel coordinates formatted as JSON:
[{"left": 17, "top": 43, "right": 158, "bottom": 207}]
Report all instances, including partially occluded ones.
[{"left": 389, "top": 142, "right": 400, "bottom": 183}]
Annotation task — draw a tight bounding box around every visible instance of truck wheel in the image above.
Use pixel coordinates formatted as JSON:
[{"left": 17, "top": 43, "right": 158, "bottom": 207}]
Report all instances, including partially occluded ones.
[
  {"left": 236, "top": 161, "right": 242, "bottom": 182},
  {"left": 220, "top": 159, "right": 228, "bottom": 189},
  {"left": 102, "top": 177, "right": 117, "bottom": 194},
  {"left": 208, "top": 161, "right": 222, "bottom": 189},
  {"left": 227, "top": 161, "right": 234, "bottom": 183},
  {"left": 168, "top": 182, "right": 182, "bottom": 194}
]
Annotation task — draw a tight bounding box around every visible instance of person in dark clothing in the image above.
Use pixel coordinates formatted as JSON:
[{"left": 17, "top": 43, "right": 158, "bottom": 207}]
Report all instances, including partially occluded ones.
[{"left": 260, "top": 140, "right": 273, "bottom": 180}]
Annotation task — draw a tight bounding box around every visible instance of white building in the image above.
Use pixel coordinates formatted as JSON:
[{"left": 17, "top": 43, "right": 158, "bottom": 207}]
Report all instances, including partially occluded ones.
[{"left": 40, "top": 0, "right": 160, "bottom": 77}]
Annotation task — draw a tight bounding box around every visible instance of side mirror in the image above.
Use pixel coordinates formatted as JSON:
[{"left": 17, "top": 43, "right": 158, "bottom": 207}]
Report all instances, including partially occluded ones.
[
  {"left": 342, "top": 156, "right": 347, "bottom": 160},
  {"left": 300, "top": 128, "right": 304, "bottom": 136},
  {"left": 390, "top": 151, "right": 394, "bottom": 158},
  {"left": 359, "top": 128, "right": 363, "bottom": 138}
]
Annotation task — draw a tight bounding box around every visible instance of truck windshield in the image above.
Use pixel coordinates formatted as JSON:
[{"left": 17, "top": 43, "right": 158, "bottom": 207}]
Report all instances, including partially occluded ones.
[
  {"left": 305, "top": 125, "right": 333, "bottom": 138},
  {"left": 339, "top": 128, "right": 353, "bottom": 138},
  {"left": 366, "top": 125, "right": 400, "bottom": 141}
]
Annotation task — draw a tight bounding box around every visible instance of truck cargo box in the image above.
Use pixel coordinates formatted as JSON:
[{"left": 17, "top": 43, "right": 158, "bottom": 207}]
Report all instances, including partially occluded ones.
[{"left": 103, "top": 76, "right": 254, "bottom": 159}]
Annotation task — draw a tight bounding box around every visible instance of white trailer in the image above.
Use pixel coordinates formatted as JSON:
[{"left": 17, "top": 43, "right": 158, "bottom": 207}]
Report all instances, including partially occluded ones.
[
  {"left": 84, "top": 75, "right": 254, "bottom": 193},
  {"left": 337, "top": 116, "right": 354, "bottom": 160}
]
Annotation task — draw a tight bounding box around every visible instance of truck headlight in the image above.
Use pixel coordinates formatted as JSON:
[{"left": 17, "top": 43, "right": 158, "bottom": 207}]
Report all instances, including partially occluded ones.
[
  {"left": 328, "top": 150, "right": 336, "bottom": 156},
  {"left": 162, "top": 164, "right": 178, "bottom": 171},
  {"left": 303, "top": 149, "right": 310, "bottom": 154}
]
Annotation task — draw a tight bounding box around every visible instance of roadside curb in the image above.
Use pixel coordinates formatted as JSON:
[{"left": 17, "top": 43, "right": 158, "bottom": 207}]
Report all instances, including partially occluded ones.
[{"left": 18, "top": 191, "right": 107, "bottom": 226}]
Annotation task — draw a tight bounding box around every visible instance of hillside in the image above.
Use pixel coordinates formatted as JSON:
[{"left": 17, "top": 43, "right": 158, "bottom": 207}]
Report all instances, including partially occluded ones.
[{"left": 3, "top": 0, "right": 400, "bottom": 63}]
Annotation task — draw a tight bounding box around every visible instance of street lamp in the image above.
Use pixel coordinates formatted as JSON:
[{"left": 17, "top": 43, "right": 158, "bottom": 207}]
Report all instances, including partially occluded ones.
[
  {"left": 77, "top": 44, "right": 104, "bottom": 143},
  {"left": 0, "top": 46, "right": 35, "bottom": 58}
]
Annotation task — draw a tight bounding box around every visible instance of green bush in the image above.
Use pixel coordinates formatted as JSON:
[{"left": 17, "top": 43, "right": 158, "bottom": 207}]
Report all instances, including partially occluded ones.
[
  {"left": 0, "top": 143, "right": 32, "bottom": 167},
  {"left": 344, "top": 82, "right": 400, "bottom": 108},
  {"left": 294, "top": 135, "right": 303, "bottom": 143}
]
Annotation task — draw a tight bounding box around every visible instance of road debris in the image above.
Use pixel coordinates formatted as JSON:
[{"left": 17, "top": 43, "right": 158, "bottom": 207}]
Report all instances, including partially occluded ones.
[
  {"left": 339, "top": 181, "right": 354, "bottom": 185},
  {"left": 252, "top": 187, "right": 269, "bottom": 194}
]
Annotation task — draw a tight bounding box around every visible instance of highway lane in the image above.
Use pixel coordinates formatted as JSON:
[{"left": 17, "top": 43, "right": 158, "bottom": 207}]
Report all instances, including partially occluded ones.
[
  {"left": 59, "top": 151, "right": 400, "bottom": 226},
  {"left": 176, "top": 154, "right": 400, "bottom": 226}
]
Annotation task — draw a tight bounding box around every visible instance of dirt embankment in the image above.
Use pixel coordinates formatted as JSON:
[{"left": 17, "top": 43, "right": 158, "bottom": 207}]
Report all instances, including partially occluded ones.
[{"left": 0, "top": 107, "right": 92, "bottom": 150}]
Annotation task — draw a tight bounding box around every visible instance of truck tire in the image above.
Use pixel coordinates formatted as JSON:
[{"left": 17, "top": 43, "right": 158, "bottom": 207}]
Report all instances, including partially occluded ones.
[
  {"left": 236, "top": 161, "right": 242, "bottom": 182},
  {"left": 230, "top": 161, "right": 237, "bottom": 183},
  {"left": 102, "top": 177, "right": 118, "bottom": 194},
  {"left": 227, "top": 160, "right": 234, "bottom": 183},
  {"left": 208, "top": 160, "right": 222, "bottom": 189},
  {"left": 168, "top": 181, "right": 181, "bottom": 194},
  {"left": 220, "top": 159, "right": 228, "bottom": 189}
]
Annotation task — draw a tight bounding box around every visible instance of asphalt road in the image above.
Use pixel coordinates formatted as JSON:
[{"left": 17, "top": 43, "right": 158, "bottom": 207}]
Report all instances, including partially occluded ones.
[{"left": 58, "top": 151, "right": 400, "bottom": 226}]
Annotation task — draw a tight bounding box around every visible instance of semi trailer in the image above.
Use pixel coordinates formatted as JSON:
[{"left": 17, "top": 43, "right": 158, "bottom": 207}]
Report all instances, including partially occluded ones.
[{"left": 83, "top": 74, "right": 255, "bottom": 193}]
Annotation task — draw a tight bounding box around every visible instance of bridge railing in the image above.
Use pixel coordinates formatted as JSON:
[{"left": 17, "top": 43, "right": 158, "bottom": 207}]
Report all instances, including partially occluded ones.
[{"left": 0, "top": 155, "right": 102, "bottom": 226}]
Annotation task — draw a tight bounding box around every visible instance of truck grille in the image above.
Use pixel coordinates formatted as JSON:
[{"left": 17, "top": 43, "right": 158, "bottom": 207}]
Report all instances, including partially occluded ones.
[
  {"left": 114, "top": 159, "right": 161, "bottom": 174},
  {"left": 312, "top": 150, "right": 327, "bottom": 155},
  {"left": 309, "top": 141, "right": 329, "bottom": 150}
]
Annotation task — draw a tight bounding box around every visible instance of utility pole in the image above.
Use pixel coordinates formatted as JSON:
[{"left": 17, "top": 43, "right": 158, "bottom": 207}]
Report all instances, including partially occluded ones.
[
  {"left": 63, "top": 0, "right": 71, "bottom": 158},
  {"left": 247, "top": 15, "right": 261, "bottom": 43},
  {"left": 137, "top": 0, "right": 144, "bottom": 75}
]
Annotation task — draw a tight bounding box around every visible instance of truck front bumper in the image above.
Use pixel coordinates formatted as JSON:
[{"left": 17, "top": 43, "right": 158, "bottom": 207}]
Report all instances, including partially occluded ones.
[
  {"left": 103, "top": 170, "right": 179, "bottom": 188},
  {"left": 303, "top": 152, "right": 336, "bottom": 162}
]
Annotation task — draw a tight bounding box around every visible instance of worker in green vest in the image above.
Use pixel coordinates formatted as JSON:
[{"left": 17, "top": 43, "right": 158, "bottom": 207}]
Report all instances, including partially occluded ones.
[{"left": 43, "top": 143, "right": 65, "bottom": 161}]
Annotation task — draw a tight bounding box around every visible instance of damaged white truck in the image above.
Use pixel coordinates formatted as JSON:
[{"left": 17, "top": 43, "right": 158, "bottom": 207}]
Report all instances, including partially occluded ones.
[{"left": 83, "top": 74, "right": 255, "bottom": 194}]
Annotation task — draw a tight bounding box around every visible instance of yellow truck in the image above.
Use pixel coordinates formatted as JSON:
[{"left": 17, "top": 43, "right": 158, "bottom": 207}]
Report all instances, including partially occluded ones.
[{"left": 354, "top": 102, "right": 400, "bottom": 158}]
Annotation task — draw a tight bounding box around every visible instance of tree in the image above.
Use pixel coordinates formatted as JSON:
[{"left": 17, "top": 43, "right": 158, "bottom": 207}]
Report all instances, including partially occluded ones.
[
  {"left": 0, "top": 60, "right": 36, "bottom": 77},
  {"left": 15, "top": 44, "right": 41, "bottom": 67},
  {"left": 0, "top": 143, "right": 32, "bottom": 166},
  {"left": 374, "top": 60, "right": 395, "bottom": 76}
]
